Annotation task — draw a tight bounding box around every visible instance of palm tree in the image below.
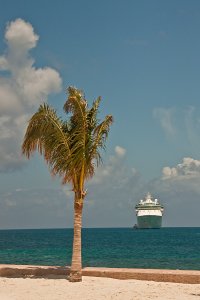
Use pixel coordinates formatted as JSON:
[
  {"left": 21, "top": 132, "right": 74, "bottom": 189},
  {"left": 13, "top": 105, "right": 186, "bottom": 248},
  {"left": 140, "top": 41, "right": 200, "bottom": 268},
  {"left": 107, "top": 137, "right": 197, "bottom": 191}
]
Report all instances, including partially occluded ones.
[{"left": 22, "top": 86, "right": 113, "bottom": 282}]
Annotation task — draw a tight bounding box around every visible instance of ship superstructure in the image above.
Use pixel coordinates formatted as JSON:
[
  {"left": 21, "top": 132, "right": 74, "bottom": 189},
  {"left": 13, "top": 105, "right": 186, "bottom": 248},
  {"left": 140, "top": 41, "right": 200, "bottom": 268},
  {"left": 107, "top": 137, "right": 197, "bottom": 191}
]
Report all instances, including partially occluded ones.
[{"left": 135, "top": 193, "right": 164, "bottom": 229}]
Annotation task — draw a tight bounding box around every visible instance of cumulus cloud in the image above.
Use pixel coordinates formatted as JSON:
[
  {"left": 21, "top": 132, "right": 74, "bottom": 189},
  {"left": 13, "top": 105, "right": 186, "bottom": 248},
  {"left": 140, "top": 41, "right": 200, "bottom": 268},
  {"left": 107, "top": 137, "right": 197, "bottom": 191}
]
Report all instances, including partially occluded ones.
[
  {"left": 5, "top": 18, "right": 39, "bottom": 51},
  {"left": 153, "top": 107, "right": 176, "bottom": 137},
  {"left": 162, "top": 157, "right": 200, "bottom": 180},
  {"left": 0, "top": 19, "right": 62, "bottom": 172},
  {"left": 89, "top": 146, "right": 128, "bottom": 185}
]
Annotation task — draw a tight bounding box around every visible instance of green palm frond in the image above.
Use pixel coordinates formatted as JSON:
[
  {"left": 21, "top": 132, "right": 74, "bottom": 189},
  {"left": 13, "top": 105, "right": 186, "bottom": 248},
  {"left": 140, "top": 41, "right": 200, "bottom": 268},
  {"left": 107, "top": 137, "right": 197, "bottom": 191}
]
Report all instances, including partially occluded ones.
[
  {"left": 87, "top": 96, "right": 101, "bottom": 131},
  {"left": 63, "top": 87, "right": 87, "bottom": 167},
  {"left": 64, "top": 87, "right": 87, "bottom": 121},
  {"left": 22, "top": 103, "right": 74, "bottom": 181},
  {"left": 89, "top": 114, "right": 113, "bottom": 166}
]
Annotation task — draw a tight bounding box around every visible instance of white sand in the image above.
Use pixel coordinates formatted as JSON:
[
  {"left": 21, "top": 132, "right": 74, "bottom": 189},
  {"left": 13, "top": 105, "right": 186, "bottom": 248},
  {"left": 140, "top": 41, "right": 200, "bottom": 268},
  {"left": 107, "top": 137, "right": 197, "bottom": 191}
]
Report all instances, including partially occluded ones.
[{"left": 0, "top": 276, "right": 200, "bottom": 300}]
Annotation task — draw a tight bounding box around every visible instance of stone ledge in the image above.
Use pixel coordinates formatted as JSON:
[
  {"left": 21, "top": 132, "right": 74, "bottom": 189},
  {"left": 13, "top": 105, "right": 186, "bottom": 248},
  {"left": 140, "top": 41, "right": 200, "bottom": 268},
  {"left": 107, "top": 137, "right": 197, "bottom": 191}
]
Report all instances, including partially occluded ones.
[
  {"left": 0, "top": 264, "right": 199, "bottom": 284},
  {"left": 83, "top": 267, "right": 200, "bottom": 283},
  {"left": 0, "top": 264, "right": 69, "bottom": 278}
]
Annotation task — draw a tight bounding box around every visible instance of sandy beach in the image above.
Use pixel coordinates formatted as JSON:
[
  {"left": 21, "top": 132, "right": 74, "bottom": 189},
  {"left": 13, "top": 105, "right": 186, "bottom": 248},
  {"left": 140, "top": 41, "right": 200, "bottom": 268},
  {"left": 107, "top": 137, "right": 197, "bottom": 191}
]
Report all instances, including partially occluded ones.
[{"left": 0, "top": 276, "right": 200, "bottom": 300}]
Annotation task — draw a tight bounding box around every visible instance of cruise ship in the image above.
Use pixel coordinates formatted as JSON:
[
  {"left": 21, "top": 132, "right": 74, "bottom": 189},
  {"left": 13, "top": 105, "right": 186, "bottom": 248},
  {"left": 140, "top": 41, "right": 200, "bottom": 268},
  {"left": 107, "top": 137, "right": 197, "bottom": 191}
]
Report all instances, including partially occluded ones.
[{"left": 135, "top": 193, "right": 164, "bottom": 229}]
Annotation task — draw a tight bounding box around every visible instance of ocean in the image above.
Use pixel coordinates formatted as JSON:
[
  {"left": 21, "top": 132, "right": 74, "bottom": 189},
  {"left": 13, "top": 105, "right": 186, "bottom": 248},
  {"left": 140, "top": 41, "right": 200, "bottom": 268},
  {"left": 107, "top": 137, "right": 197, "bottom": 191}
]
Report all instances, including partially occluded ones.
[{"left": 0, "top": 227, "right": 199, "bottom": 270}]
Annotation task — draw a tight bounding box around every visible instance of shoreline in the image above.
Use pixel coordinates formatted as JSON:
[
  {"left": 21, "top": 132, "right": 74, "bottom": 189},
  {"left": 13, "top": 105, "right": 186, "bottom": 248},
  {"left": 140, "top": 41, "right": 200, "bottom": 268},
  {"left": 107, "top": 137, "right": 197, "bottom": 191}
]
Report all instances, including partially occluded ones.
[{"left": 0, "top": 264, "right": 200, "bottom": 284}]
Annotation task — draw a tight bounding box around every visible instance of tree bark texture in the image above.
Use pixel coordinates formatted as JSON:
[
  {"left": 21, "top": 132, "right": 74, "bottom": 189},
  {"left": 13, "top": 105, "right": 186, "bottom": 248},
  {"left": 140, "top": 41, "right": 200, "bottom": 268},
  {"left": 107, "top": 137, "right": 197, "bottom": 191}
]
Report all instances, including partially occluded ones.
[{"left": 68, "top": 195, "right": 83, "bottom": 282}]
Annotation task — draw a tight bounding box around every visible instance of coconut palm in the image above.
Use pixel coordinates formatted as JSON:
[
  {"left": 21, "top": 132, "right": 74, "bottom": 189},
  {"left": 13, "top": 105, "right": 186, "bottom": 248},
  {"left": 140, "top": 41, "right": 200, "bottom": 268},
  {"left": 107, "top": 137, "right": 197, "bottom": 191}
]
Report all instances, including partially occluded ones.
[{"left": 22, "top": 86, "right": 113, "bottom": 282}]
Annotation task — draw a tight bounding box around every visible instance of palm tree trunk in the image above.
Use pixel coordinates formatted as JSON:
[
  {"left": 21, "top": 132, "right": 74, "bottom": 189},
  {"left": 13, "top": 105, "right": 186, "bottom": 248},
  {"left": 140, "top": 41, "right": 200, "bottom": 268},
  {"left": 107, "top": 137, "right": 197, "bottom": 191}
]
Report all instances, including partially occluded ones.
[{"left": 68, "top": 194, "right": 83, "bottom": 282}]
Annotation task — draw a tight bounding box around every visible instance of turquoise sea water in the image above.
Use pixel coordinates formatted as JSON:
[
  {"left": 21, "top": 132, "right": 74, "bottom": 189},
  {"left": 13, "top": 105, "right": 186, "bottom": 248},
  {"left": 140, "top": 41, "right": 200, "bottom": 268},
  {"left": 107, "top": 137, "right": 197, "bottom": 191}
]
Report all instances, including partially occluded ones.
[{"left": 0, "top": 227, "right": 199, "bottom": 270}]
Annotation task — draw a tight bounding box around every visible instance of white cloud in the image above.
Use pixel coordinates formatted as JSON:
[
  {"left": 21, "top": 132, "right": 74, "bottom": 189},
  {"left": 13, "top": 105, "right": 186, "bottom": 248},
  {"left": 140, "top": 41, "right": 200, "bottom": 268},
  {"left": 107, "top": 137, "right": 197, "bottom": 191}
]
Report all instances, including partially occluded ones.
[
  {"left": 5, "top": 19, "right": 39, "bottom": 51},
  {"left": 162, "top": 166, "right": 178, "bottom": 179},
  {"left": 90, "top": 146, "right": 127, "bottom": 185},
  {"left": 153, "top": 107, "right": 176, "bottom": 136},
  {"left": 115, "top": 145, "right": 126, "bottom": 157},
  {"left": 162, "top": 157, "right": 200, "bottom": 180},
  {"left": 0, "top": 19, "right": 62, "bottom": 171}
]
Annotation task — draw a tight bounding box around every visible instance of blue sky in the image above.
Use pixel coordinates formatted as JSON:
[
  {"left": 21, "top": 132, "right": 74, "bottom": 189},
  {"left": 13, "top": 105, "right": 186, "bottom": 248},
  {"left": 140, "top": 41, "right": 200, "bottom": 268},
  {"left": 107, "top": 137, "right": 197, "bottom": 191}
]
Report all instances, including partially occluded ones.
[{"left": 0, "top": 0, "right": 200, "bottom": 228}]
